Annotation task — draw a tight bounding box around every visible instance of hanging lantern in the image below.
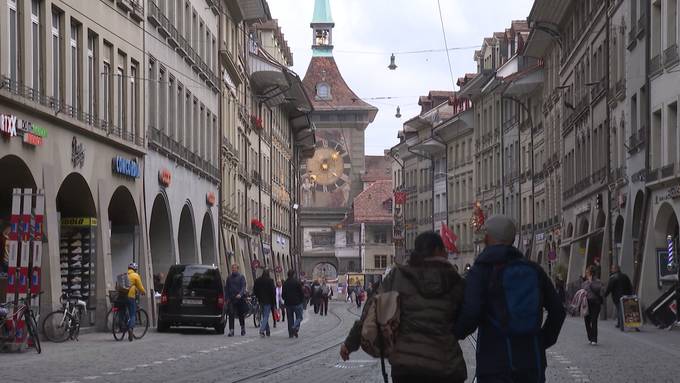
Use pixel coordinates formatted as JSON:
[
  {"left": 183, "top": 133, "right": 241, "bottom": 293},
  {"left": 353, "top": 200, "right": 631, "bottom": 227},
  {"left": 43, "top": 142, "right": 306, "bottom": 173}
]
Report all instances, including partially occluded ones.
[
  {"left": 388, "top": 53, "right": 398, "bottom": 70},
  {"left": 395, "top": 106, "right": 402, "bottom": 118}
]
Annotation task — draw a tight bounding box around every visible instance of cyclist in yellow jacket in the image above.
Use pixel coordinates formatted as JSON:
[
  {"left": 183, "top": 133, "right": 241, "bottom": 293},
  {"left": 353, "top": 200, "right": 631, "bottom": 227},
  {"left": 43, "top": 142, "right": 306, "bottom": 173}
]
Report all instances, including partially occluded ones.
[{"left": 126, "top": 262, "right": 146, "bottom": 342}]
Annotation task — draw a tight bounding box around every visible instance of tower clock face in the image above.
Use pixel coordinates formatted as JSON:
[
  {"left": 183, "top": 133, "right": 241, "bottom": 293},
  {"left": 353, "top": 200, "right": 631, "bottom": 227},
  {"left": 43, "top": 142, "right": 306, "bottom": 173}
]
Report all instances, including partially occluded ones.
[{"left": 306, "top": 137, "right": 351, "bottom": 193}]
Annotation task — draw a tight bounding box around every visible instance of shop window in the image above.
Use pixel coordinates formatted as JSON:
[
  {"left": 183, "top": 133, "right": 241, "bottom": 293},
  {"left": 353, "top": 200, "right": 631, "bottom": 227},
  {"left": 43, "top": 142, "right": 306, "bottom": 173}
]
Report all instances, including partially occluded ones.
[{"left": 374, "top": 255, "right": 387, "bottom": 269}]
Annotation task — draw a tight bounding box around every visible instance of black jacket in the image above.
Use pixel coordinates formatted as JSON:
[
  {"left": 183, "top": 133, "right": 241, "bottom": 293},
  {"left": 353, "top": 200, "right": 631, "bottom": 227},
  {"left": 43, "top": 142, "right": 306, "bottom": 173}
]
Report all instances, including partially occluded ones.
[
  {"left": 454, "top": 245, "right": 566, "bottom": 379},
  {"left": 604, "top": 271, "right": 633, "bottom": 303},
  {"left": 253, "top": 275, "right": 276, "bottom": 306},
  {"left": 282, "top": 277, "right": 304, "bottom": 306}
]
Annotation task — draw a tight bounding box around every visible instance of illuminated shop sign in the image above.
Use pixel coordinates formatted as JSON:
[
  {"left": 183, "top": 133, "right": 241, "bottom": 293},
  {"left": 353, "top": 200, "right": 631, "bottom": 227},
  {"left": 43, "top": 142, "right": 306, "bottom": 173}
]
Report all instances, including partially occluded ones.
[
  {"left": 1, "top": 113, "right": 47, "bottom": 146},
  {"left": 206, "top": 192, "right": 216, "bottom": 206},
  {"left": 158, "top": 168, "right": 172, "bottom": 187},
  {"left": 112, "top": 156, "right": 140, "bottom": 179}
]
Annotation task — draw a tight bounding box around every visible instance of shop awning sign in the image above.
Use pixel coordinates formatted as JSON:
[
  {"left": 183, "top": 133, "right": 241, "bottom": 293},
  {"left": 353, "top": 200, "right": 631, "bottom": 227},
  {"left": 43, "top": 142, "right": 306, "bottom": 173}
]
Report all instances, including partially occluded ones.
[
  {"left": 206, "top": 192, "right": 216, "bottom": 206},
  {"left": 112, "top": 156, "right": 140, "bottom": 179},
  {"left": 158, "top": 169, "right": 172, "bottom": 187},
  {"left": 1, "top": 113, "right": 47, "bottom": 145}
]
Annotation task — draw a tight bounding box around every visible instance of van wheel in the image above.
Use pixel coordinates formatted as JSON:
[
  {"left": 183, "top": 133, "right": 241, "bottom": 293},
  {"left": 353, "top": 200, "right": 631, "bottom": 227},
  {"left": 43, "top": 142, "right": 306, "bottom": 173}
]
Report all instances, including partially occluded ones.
[
  {"left": 215, "top": 323, "right": 226, "bottom": 335},
  {"left": 157, "top": 320, "right": 170, "bottom": 333}
]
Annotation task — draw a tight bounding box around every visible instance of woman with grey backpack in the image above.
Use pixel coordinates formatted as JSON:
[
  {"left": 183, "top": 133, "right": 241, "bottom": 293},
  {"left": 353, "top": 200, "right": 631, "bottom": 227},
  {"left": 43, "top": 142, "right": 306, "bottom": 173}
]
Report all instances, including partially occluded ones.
[
  {"left": 339, "top": 231, "right": 467, "bottom": 383},
  {"left": 582, "top": 265, "right": 604, "bottom": 345}
]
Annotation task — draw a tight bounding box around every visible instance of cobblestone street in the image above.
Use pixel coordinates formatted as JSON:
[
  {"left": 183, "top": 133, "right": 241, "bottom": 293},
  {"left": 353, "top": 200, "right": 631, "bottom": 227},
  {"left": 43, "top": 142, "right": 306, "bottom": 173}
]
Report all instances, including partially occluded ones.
[{"left": 1, "top": 302, "right": 679, "bottom": 382}]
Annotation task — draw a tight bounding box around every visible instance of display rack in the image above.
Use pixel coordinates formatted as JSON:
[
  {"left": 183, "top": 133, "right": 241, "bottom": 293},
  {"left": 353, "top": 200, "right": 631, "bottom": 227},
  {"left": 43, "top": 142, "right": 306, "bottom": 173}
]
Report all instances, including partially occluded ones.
[{"left": 59, "top": 218, "right": 96, "bottom": 311}]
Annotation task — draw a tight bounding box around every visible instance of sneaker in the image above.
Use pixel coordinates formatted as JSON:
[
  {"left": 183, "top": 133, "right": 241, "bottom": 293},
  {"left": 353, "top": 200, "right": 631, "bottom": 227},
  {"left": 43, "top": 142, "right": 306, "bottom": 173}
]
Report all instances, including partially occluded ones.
[
  {"left": 60, "top": 248, "right": 68, "bottom": 254},
  {"left": 260, "top": 332, "right": 265, "bottom": 337},
  {"left": 61, "top": 284, "right": 68, "bottom": 290},
  {"left": 71, "top": 261, "right": 82, "bottom": 268},
  {"left": 71, "top": 284, "right": 81, "bottom": 290},
  {"left": 60, "top": 241, "right": 68, "bottom": 247},
  {"left": 294, "top": 329, "right": 299, "bottom": 338},
  {"left": 72, "top": 233, "right": 82, "bottom": 239},
  {"left": 61, "top": 277, "right": 68, "bottom": 283},
  {"left": 72, "top": 247, "right": 82, "bottom": 254},
  {"left": 61, "top": 262, "right": 69, "bottom": 268},
  {"left": 82, "top": 263, "right": 91, "bottom": 269},
  {"left": 589, "top": 341, "right": 597, "bottom": 345},
  {"left": 266, "top": 330, "right": 270, "bottom": 337},
  {"left": 72, "top": 277, "right": 82, "bottom": 283},
  {"left": 71, "top": 240, "right": 82, "bottom": 246},
  {"left": 128, "top": 329, "right": 134, "bottom": 342},
  {"left": 61, "top": 269, "right": 69, "bottom": 276},
  {"left": 227, "top": 330, "right": 234, "bottom": 337},
  {"left": 71, "top": 255, "right": 82, "bottom": 261},
  {"left": 241, "top": 327, "right": 246, "bottom": 336},
  {"left": 83, "top": 270, "right": 90, "bottom": 275},
  {"left": 71, "top": 291, "right": 82, "bottom": 298}
]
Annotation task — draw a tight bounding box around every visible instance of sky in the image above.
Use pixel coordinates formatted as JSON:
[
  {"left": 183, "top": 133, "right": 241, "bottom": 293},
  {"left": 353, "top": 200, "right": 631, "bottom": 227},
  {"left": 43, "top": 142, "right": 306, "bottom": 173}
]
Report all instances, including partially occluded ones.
[{"left": 268, "top": 0, "right": 535, "bottom": 155}]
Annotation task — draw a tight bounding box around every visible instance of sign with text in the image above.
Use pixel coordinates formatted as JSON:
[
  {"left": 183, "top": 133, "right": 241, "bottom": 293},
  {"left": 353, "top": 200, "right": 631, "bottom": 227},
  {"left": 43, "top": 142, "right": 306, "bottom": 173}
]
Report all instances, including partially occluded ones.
[
  {"left": 112, "top": 156, "right": 140, "bottom": 179},
  {"left": 1, "top": 113, "right": 47, "bottom": 146},
  {"left": 158, "top": 169, "right": 172, "bottom": 187},
  {"left": 206, "top": 192, "right": 216, "bottom": 206},
  {"left": 621, "top": 295, "right": 643, "bottom": 329}
]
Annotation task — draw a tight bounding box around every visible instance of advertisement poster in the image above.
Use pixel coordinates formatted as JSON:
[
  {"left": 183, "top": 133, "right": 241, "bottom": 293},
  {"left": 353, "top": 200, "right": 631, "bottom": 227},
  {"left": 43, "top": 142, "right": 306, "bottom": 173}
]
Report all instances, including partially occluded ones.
[{"left": 621, "top": 295, "right": 642, "bottom": 329}]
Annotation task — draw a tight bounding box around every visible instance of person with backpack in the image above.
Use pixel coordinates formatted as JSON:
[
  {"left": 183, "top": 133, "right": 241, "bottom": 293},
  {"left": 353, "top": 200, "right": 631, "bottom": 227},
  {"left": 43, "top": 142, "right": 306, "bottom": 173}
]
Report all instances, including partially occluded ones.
[
  {"left": 302, "top": 281, "right": 312, "bottom": 310},
  {"left": 604, "top": 264, "right": 634, "bottom": 330},
  {"left": 253, "top": 269, "right": 276, "bottom": 337},
  {"left": 455, "top": 215, "right": 566, "bottom": 383},
  {"left": 311, "top": 279, "right": 322, "bottom": 314},
  {"left": 282, "top": 269, "right": 305, "bottom": 338},
  {"left": 340, "top": 231, "right": 467, "bottom": 383},
  {"left": 120, "top": 263, "right": 146, "bottom": 342},
  {"left": 225, "top": 263, "right": 247, "bottom": 337},
  {"left": 582, "top": 265, "right": 604, "bottom": 344}
]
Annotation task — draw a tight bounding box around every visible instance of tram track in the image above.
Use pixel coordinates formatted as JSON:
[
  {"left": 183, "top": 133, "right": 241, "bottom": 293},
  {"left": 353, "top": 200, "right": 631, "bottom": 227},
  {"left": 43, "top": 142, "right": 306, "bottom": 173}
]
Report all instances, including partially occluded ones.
[{"left": 228, "top": 304, "right": 361, "bottom": 383}]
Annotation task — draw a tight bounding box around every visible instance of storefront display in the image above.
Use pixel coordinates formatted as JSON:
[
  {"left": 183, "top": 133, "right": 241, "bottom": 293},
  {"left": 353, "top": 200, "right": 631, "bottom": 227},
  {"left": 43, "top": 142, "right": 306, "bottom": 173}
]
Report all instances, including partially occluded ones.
[{"left": 59, "top": 218, "right": 96, "bottom": 318}]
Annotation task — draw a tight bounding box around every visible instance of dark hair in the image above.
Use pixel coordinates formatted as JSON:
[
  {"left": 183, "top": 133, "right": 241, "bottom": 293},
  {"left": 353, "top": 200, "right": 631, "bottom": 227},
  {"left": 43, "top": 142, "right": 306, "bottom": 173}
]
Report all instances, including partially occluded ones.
[
  {"left": 409, "top": 231, "right": 445, "bottom": 266},
  {"left": 287, "top": 269, "right": 296, "bottom": 279},
  {"left": 261, "top": 269, "right": 270, "bottom": 279},
  {"left": 586, "top": 265, "right": 598, "bottom": 277}
]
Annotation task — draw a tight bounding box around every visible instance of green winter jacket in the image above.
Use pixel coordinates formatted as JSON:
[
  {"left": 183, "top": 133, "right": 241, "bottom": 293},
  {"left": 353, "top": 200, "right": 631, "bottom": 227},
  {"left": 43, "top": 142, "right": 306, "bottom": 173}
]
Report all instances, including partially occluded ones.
[{"left": 344, "top": 257, "right": 467, "bottom": 380}]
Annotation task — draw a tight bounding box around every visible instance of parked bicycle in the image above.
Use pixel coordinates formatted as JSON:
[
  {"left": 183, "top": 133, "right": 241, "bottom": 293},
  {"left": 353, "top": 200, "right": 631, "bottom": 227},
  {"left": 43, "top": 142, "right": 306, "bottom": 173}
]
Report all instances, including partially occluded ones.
[
  {"left": 109, "top": 291, "right": 149, "bottom": 341},
  {"left": 243, "top": 293, "right": 261, "bottom": 328},
  {"left": 42, "top": 293, "right": 87, "bottom": 343},
  {"left": 0, "top": 294, "right": 41, "bottom": 353}
]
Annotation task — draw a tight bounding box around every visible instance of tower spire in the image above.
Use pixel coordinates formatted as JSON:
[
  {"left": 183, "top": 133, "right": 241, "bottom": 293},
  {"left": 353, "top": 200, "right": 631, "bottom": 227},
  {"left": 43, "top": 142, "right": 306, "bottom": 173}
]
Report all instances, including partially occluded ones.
[{"left": 311, "top": 0, "right": 334, "bottom": 57}]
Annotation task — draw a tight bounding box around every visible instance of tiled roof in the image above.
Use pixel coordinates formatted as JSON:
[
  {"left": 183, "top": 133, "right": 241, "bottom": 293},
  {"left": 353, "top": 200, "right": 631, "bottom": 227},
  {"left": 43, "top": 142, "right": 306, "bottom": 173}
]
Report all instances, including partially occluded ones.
[
  {"left": 353, "top": 180, "right": 393, "bottom": 224},
  {"left": 362, "top": 156, "right": 391, "bottom": 182},
  {"left": 302, "top": 56, "right": 378, "bottom": 115}
]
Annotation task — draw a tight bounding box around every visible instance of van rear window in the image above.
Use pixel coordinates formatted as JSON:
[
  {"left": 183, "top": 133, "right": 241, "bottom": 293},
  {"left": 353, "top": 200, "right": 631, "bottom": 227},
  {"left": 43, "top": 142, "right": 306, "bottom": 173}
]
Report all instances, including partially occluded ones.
[{"left": 166, "top": 266, "right": 220, "bottom": 293}]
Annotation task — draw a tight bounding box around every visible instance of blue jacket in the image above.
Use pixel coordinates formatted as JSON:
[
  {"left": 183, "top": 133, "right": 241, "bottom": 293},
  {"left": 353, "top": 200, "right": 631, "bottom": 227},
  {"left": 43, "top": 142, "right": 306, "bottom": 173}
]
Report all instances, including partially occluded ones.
[
  {"left": 454, "top": 245, "right": 566, "bottom": 379},
  {"left": 225, "top": 272, "right": 246, "bottom": 300}
]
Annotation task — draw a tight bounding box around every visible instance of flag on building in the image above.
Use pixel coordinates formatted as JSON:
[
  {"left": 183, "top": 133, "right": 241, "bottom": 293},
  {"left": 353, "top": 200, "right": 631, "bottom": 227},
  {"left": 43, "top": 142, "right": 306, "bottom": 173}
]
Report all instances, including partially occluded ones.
[{"left": 440, "top": 222, "right": 458, "bottom": 254}]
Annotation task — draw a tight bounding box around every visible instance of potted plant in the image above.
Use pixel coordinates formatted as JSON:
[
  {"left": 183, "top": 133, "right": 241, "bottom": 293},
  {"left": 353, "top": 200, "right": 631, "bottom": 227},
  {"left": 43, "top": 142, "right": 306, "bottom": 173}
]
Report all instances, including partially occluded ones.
[{"left": 250, "top": 218, "right": 264, "bottom": 234}]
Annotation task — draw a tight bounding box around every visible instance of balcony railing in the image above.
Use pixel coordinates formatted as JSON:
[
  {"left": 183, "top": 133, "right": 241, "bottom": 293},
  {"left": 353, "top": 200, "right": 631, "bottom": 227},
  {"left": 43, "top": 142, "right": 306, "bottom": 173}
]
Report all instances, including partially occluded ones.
[
  {"left": 628, "top": 23, "right": 638, "bottom": 47},
  {"left": 650, "top": 54, "right": 663, "bottom": 76},
  {"left": 638, "top": 13, "right": 646, "bottom": 38},
  {"left": 664, "top": 44, "right": 679, "bottom": 68},
  {"left": 129, "top": 0, "right": 144, "bottom": 21},
  {"left": 647, "top": 168, "right": 659, "bottom": 183},
  {"left": 0, "top": 76, "right": 144, "bottom": 146},
  {"left": 148, "top": 126, "right": 219, "bottom": 182},
  {"left": 661, "top": 163, "right": 675, "bottom": 179}
]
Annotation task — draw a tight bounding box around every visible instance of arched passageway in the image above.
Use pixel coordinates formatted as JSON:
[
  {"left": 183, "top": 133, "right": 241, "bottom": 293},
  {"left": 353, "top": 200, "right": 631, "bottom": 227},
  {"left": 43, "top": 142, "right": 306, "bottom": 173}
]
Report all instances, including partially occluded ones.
[
  {"left": 108, "top": 186, "right": 139, "bottom": 276},
  {"left": 200, "top": 213, "right": 216, "bottom": 266},
  {"left": 149, "top": 194, "right": 173, "bottom": 285},
  {"left": 178, "top": 204, "right": 197, "bottom": 264}
]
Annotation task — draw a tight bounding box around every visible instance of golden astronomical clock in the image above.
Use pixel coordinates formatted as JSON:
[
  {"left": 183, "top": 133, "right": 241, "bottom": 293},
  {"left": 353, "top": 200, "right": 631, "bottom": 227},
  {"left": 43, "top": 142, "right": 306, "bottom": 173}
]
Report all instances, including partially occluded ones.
[{"left": 302, "top": 135, "right": 351, "bottom": 193}]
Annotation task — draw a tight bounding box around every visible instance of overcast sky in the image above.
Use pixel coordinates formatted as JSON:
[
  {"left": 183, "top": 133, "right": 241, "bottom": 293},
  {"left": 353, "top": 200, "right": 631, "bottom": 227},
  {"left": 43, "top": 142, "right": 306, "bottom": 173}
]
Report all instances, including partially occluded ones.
[{"left": 268, "top": 0, "right": 534, "bottom": 155}]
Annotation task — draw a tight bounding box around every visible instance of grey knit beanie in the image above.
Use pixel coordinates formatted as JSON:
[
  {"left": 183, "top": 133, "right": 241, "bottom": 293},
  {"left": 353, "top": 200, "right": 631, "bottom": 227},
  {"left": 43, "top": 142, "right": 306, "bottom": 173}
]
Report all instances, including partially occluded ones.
[{"left": 483, "top": 215, "right": 517, "bottom": 245}]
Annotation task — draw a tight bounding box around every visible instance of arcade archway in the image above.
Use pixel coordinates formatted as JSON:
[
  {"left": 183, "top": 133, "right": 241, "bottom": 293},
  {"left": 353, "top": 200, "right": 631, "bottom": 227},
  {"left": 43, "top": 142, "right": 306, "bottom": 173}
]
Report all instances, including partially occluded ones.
[
  {"left": 0, "top": 155, "right": 37, "bottom": 220},
  {"left": 108, "top": 186, "right": 139, "bottom": 276},
  {"left": 149, "top": 194, "right": 173, "bottom": 284},
  {"left": 178, "top": 203, "right": 197, "bottom": 264},
  {"left": 200, "top": 212, "right": 216, "bottom": 266}
]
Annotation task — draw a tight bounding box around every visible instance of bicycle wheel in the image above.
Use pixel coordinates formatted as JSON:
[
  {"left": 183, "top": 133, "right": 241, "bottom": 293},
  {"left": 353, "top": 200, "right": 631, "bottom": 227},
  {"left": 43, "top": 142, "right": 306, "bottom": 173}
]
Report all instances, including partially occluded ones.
[
  {"left": 111, "top": 310, "right": 128, "bottom": 341},
  {"left": 41, "top": 310, "right": 71, "bottom": 343},
  {"left": 24, "top": 311, "right": 41, "bottom": 354},
  {"left": 133, "top": 309, "right": 149, "bottom": 339},
  {"left": 105, "top": 307, "right": 114, "bottom": 332}
]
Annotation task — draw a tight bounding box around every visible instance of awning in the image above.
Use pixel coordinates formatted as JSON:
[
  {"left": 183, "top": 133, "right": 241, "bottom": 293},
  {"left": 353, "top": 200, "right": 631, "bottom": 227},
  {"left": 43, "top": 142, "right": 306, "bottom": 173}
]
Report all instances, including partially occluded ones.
[
  {"left": 459, "top": 71, "right": 493, "bottom": 98},
  {"left": 560, "top": 227, "right": 604, "bottom": 248},
  {"left": 237, "top": 0, "right": 271, "bottom": 22},
  {"left": 503, "top": 68, "right": 544, "bottom": 97},
  {"left": 410, "top": 137, "right": 445, "bottom": 155}
]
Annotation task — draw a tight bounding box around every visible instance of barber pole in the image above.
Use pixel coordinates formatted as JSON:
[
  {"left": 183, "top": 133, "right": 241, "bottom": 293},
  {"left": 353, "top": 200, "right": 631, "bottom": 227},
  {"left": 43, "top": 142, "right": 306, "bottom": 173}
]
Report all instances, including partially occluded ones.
[
  {"left": 668, "top": 235, "right": 675, "bottom": 270},
  {"left": 30, "top": 190, "right": 44, "bottom": 308}
]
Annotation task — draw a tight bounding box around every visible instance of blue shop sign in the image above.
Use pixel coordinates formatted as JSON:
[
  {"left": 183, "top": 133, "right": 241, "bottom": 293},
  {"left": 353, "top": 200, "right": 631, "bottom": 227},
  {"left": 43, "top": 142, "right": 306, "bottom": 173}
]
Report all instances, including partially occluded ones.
[{"left": 112, "top": 156, "right": 140, "bottom": 179}]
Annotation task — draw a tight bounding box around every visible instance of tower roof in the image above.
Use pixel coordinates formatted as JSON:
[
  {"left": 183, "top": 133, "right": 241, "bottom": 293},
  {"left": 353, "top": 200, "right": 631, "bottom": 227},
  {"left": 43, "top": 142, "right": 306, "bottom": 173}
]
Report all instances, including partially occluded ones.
[
  {"left": 302, "top": 56, "right": 378, "bottom": 120},
  {"left": 312, "top": 0, "right": 334, "bottom": 25}
]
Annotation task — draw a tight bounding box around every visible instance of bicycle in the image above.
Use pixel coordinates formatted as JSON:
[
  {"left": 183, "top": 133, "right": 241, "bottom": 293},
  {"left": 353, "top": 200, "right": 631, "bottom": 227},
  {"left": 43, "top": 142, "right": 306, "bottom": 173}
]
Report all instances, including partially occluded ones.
[
  {"left": 243, "top": 294, "right": 261, "bottom": 328},
  {"left": 110, "top": 292, "right": 149, "bottom": 341},
  {"left": 0, "top": 294, "right": 42, "bottom": 353},
  {"left": 42, "top": 293, "right": 87, "bottom": 342}
]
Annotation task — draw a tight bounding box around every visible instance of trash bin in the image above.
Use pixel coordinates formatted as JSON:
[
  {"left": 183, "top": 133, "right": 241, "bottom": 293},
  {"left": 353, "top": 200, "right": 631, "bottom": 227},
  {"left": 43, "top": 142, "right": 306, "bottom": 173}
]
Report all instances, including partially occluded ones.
[{"left": 645, "top": 283, "right": 679, "bottom": 328}]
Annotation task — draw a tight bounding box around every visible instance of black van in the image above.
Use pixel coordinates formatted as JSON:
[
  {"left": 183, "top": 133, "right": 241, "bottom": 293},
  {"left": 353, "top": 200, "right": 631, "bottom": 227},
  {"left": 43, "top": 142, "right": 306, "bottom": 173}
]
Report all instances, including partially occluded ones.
[{"left": 158, "top": 264, "right": 226, "bottom": 334}]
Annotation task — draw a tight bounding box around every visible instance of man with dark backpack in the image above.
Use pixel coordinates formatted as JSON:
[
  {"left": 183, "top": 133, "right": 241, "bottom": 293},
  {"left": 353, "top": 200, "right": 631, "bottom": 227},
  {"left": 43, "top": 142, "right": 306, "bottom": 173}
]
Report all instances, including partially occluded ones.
[{"left": 455, "top": 215, "right": 566, "bottom": 383}]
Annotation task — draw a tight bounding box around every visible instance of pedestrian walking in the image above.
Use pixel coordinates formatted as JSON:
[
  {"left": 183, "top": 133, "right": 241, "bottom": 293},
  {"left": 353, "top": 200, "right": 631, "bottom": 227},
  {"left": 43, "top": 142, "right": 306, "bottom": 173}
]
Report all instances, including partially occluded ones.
[
  {"left": 275, "top": 279, "right": 285, "bottom": 327},
  {"left": 582, "top": 265, "right": 604, "bottom": 345},
  {"left": 253, "top": 269, "right": 276, "bottom": 337},
  {"left": 311, "top": 279, "right": 322, "bottom": 314},
  {"left": 225, "top": 263, "right": 247, "bottom": 337},
  {"left": 302, "top": 281, "right": 312, "bottom": 310},
  {"left": 319, "top": 280, "right": 331, "bottom": 316},
  {"left": 455, "top": 215, "right": 566, "bottom": 383},
  {"left": 354, "top": 282, "right": 364, "bottom": 309},
  {"left": 604, "top": 264, "right": 634, "bottom": 330},
  {"left": 341, "top": 231, "right": 467, "bottom": 383},
  {"left": 282, "top": 269, "right": 304, "bottom": 338}
]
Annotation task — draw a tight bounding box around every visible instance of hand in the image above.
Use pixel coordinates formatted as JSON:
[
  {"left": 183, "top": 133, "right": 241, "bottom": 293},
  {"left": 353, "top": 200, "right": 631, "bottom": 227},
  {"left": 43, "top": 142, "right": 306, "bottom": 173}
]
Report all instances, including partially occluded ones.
[
  {"left": 236, "top": 294, "right": 241, "bottom": 299},
  {"left": 340, "top": 344, "right": 350, "bottom": 361}
]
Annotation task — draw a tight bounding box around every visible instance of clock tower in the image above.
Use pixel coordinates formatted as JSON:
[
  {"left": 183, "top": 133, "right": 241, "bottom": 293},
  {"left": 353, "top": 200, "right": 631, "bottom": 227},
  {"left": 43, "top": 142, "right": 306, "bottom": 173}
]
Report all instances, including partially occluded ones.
[{"left": 300, "top": 0, "right": 378, "bottom": 280}]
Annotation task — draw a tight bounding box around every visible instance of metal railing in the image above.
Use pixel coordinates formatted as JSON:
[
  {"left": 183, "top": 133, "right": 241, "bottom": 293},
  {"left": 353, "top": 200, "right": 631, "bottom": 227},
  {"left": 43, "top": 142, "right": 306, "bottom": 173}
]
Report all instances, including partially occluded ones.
[
  {"left": 661, "top": 163, "right": 675, "bottom": 179},
  {"left": 0, "top": 76, "right": 144, "bottom": 146},
  {"left": 664, "top": 43, "right": 679, "bottom": 68},
  {"left": 628, "top": 23, "right": 638, "bottom": 46},
  {"left": 148, "top": 126, "right": 219, "bottom": 181},
  {"left": 638, "top": 13, "right": 646, "bottom": 37},
  {"left": 650, "top": 54, "right": 663, "bottom": 75}
]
